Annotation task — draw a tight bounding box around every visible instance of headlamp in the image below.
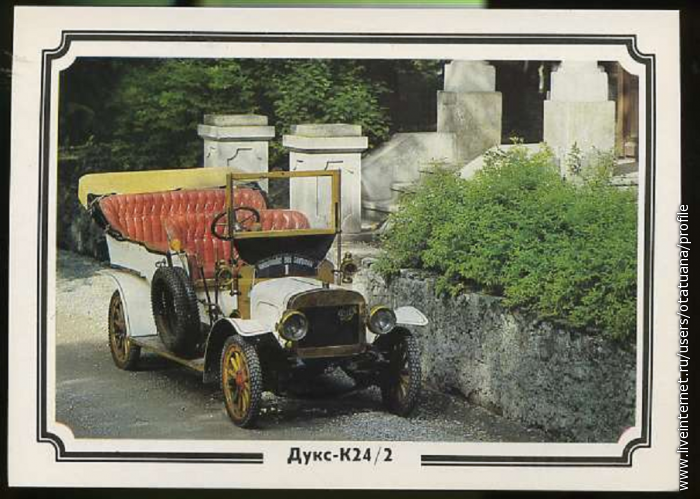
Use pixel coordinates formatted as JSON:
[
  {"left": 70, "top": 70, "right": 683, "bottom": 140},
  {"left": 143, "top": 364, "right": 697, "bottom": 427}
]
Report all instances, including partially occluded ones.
[
  {"left": 367, "top": 306, "right": 396, "bottom": 335},
  {"left": 278, "top": 310, "right": 309, "bottom": 341}
]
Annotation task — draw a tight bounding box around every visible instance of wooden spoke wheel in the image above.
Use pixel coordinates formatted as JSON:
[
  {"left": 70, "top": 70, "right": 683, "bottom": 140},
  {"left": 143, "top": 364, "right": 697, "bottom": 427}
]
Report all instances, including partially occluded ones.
[
  {"left": 108, "top": 290, "right": 140, "bottom": 370},
  {"left": 380, "top": 331, "right": 421, "bottom": 416},
  {"left": 220, "top": 335, "right": 263, "bottom": 428}
]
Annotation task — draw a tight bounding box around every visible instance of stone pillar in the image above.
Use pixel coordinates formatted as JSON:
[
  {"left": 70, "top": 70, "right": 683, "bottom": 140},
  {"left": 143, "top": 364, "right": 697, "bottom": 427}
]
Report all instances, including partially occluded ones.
[
  {"left": 197, "top": 114, "right": 275, "bottom": 174},
  {"left": 283, "top": 124, "right": 368, "bottom": 234},
  {"left": 437, "top": 60, "right": 503, "bottom": 163},
  {"left": 543, "top": 61, "right": 616, "bottom": 175}
]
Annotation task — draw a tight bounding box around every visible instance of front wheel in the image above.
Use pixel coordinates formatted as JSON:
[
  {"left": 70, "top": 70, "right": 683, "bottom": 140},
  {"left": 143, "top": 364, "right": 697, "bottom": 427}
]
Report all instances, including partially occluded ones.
[
  {"left": 380, "top": 331, "right": 421, "bottom": 416},
  {"left": 220, "top": 335, "right": 263, "bottom": 428},
  {"left": 108, "top": 290, "right": 141, "bottom": 370}
]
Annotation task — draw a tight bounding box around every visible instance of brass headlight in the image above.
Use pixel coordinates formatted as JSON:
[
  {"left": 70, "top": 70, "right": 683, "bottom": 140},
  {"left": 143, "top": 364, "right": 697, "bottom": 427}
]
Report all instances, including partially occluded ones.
[
  {"left": 367, "top": 306, "right": 396, "bottom": 335},
  {"left": 278, "top": 310, "right": 309, "bottom": 341},
  {"left": 340, "top": 252, "right": 358, "bottom": 283}
]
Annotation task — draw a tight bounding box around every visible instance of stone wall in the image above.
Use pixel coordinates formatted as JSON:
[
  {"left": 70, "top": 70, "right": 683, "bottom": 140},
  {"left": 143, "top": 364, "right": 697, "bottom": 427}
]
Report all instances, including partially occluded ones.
[{"left": 353, "top": 267, "right": 636, "bottom": 442}]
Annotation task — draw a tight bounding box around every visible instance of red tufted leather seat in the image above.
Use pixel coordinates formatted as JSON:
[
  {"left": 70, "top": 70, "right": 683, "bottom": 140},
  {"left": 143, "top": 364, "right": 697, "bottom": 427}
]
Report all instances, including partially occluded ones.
[
  {"left": 259, "top": 210, "right": 311, "bottom": 231},
  {"left": 98, "top": 187, "right": 310, "bottom": 279},
  {"left": 99, "top": 188, "right": 266, "bottom": 251},
  {"left": 164, "top": 210, "right": 310, "bottom": 279}
]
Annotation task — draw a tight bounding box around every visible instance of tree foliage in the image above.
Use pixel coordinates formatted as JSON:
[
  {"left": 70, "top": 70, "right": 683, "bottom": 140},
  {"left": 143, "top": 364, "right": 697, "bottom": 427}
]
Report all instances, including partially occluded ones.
[
  {"left": 107, "top": 59, "right": 258, "bottom": 170},
  {"left": 58, "top": 58, "right": 434, "bottom": 171},
  {"left": 376, "top": 145, "right": 638, "bottom": 342}
]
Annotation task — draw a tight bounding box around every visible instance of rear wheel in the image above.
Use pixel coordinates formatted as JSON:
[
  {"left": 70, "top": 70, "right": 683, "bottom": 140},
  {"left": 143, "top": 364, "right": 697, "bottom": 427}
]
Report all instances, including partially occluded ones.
[
  {"left": 151, "top": 266, "right": 200, "bottom": 357},
  {"left": 380, "top": 331, "right": 421, "bottom": 416},
  {"left": 220, "top": 335, "right": 263, "bottom": 428},
  {"left": 108, "top": 290, "right": 140, "bottom": 370}
]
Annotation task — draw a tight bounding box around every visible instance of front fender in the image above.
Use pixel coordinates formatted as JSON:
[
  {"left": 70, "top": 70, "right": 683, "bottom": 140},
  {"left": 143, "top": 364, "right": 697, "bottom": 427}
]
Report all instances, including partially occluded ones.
[
  {"left": 395, "top": 306, "right": 429, "bottom": 327},
  {"left": 202, "top": 318, "right": 273, "bottom": 384}
]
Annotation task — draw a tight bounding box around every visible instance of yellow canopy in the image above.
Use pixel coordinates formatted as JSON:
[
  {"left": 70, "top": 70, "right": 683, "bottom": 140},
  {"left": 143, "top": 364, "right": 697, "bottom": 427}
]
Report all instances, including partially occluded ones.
[{"left": 78, "top": 167, "right": 239, "bottom": 207}]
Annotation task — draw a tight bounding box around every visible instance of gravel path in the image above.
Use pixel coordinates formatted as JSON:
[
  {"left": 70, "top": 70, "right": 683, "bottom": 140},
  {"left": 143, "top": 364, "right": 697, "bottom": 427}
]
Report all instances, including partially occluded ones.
[{"left": 55, "top": 250, "right": 550, "bottom": 442}]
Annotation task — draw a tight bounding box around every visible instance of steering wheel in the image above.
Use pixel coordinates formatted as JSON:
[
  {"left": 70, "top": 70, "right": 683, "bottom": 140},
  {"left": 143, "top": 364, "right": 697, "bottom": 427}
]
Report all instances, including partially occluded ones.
[{"left": 210, "top": 207, "right": 261, "bottom": 241}]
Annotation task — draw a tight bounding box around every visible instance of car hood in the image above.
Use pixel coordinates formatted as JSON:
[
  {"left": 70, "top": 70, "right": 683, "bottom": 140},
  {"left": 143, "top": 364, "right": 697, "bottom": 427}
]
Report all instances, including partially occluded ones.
[{"left": 249, "top": 277, "right": 327, "bottom": 328}]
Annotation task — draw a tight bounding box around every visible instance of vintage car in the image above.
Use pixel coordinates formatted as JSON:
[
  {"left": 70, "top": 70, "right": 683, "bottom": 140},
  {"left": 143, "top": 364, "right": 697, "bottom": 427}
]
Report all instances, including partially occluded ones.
[{"left": 78, "top": 167, "right": 428, "bottom": 427}]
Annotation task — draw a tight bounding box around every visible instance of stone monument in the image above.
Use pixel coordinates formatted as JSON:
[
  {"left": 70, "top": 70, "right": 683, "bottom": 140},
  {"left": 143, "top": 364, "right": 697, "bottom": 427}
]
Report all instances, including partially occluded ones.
[
  {"left": 437, "top": 60, "right": 503, "bottom": 163},
  {"left": 283, "top": 124, "right": 368, "bottom": 234},
  {"left": 197, "top": 114, "right": 275, "bottom": 174},
  {"left": 543, "top": 61, "right": 616, "bottom": 175}
]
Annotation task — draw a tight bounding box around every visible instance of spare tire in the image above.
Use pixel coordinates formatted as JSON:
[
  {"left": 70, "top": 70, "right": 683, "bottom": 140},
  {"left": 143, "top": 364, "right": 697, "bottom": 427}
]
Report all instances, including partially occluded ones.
[{"left": 151, "top": 266, "right": 200, "bottom": 357}]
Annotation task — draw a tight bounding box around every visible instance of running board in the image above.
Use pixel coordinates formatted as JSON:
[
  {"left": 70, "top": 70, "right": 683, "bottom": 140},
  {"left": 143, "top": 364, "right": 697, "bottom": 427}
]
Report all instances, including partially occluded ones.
[{"left": 131, "top": 335, "right": 205, "bottom": 373}]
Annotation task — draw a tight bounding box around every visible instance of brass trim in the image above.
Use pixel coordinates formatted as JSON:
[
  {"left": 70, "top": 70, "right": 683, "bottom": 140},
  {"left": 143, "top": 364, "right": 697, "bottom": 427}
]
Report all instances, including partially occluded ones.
[
  {"left": 228, "top": 169, "right": 341, "bottom": 236},
  {"left": 296, "top": 344, "right": 365, "bottom": 359},
  {"left": 233, "top": 228, "right": 336, "bottom": 240},
  {"left": 277, "top": 309, "right": 309, "bottom": 341},
  {"left": 290, "top": 289, "right": 368, "bottom": 348},
  {"left": 289, "top": 288, "right": 366, "bottom": 309},
  {"left": 317, "top": 259, "right": 335, "bottom": 284},
  {"left": 231, "top": 170, "right": 339, "bottom": 180},
  {"left": 236, "top": 265, "right": 256, "bottom": 319}
]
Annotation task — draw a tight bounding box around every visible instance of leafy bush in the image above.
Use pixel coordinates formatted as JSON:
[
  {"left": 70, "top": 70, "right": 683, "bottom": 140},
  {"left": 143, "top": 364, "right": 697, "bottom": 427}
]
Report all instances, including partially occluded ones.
[{"left": 376, "top": 145, "right": 638, "bottom": 342}]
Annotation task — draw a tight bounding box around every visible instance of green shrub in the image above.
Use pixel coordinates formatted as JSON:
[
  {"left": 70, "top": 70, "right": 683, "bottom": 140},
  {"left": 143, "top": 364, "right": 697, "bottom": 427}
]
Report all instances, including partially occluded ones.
[{"left": 376, "top": 145, "right": 638, "bottom": 342}]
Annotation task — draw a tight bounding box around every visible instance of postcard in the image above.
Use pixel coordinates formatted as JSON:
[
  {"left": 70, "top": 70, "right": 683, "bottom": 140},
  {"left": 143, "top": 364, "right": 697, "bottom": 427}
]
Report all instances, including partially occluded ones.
[{"left": 8, "top": 6, "right": 682, "bottom": 490}]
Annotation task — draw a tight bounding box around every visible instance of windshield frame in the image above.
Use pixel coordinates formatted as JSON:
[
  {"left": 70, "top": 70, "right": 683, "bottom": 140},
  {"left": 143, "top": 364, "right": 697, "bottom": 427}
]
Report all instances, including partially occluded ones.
[{"left": 228, "top": 169, "right": 341, "bottom": 240}]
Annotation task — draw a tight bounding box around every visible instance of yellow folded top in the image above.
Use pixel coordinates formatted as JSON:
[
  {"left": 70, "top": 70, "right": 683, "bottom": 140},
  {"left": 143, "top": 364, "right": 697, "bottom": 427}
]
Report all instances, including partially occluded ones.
[{"left": 78, "top": 167, "right": 239, "bottom": 207}]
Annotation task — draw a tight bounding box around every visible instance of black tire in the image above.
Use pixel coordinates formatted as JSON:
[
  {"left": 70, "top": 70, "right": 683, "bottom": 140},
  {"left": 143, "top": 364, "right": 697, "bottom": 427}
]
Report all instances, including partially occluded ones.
[
  {"left": 220, "top": 335, "right": 263, "bottom": 428},
  {"left": 151, "top": 266, "right": 200, "bottom": 357},
  {"left": 108, "top": 290, "right": 141, "bottom": 370},
  {"left": 380, "top": 331, "right": 422, "bottom": 416}
]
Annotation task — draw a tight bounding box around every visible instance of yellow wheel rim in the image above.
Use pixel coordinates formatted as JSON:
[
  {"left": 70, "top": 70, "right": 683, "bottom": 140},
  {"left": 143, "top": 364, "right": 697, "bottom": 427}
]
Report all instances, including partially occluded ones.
[
  {"left": 109, "top": 295, "right": 130, "bottom": 362},
  {"left": 223, "top": 344, "right": 251, "bottom": 421}
]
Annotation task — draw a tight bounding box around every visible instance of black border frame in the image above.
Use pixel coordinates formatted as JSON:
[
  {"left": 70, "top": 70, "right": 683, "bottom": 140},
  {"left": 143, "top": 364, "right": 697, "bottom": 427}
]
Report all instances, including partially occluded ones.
[{"left": 37, "top": 31, "right": 655, "bottom": 469}]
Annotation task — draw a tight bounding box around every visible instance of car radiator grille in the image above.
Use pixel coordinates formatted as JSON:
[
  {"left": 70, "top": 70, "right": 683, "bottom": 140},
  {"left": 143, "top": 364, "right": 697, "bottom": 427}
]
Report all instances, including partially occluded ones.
[{"left": 297, "top": 305, "right": 361, "bottom": 348}]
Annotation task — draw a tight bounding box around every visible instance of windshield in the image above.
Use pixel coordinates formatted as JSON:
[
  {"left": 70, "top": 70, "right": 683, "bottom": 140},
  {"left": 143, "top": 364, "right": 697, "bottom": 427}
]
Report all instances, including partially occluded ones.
[
  {"left": 225, "top": 170, "right": 340, "bottom": 265},
  {"left": 230, "top": 169, "right": 340, "bottom": 238}
]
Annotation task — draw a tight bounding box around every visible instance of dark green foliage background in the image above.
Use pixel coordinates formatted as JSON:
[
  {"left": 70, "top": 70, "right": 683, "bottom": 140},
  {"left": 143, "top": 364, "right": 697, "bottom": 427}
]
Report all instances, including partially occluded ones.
[
  {"left": 376, "top": 145, "right": 638, "bottom": 342},
  {"left": 59, "top": 58, "right": 443, "bottom": 170}
]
